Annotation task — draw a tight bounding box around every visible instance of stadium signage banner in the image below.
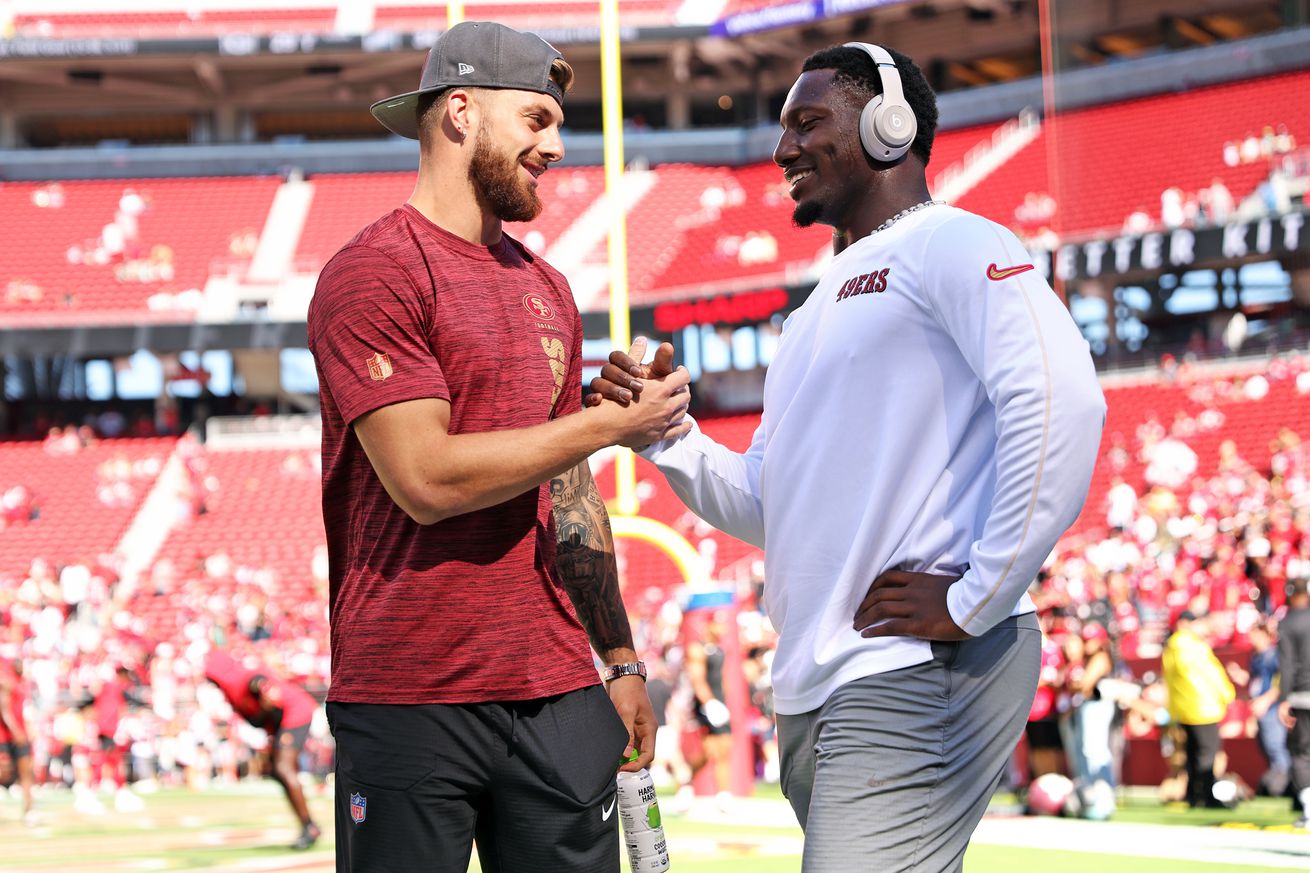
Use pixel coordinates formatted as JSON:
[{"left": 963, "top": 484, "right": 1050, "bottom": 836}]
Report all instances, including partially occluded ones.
[
  {"left": 1038, "top": 210, "right": 1308, "bottom": 281},
  {"left": 714, "top": 2, "right": 819, "bottom": 37},
  {"left": 0, "top": 37, "right": 143, "bottom": 58},
  {"left": 582, "top": 285, "right": 798, "bottom": 337},
  {"left": 653, "top": 287, "right": 791, "bottom": 332},
  {"left": 712, "top": 0, "right": 912, "bottom": 37}
]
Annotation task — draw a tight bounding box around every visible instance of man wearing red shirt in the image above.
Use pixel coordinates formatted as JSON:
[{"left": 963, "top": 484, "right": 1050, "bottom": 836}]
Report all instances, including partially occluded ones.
[
  {"left": 0, "top": 660, "right": 35, "bottom": 825},
  {"left": 204, "top": 650, "right": 320, "bottom": 849},
  {"left": 307, "top": 21, "right": 691, "bottom": 873},
  {"left": 81, "top": 663, "right": 144, "bottom": 812}
]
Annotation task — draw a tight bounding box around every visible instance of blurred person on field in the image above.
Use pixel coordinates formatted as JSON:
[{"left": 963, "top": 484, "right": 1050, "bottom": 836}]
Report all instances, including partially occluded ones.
[
  {"left": 78, "top": 663, "right": 147, "bottom": 813},
  {"left": 744, "top": 639, "right": 780, "bottom": 785},
  {"left": 0, "top": 660, "right": 35, "bottom": 825},
  {"left": 1279, "top": 579, "right": 1310, "bottom": 827},
  {"left": 1163, "top": 612, "right": 1236, "bottom": 808},
  {"left": 1070, "top": 623, "right": 1117, "bottom": 814},
  {"left": 642, "top": 652, "right": 690, "bottom": 793},
  {"left": 685, "top": 616, "right": 733, "bottom": 803},
  {"left": 306, "top": 21, "right": 690, "bottom": 873},
  {"left": 1025, "top": 617, "right": 1067, "bottom": 780},
  {"left": 204, "top": 648, "right": 322, "bottom": 849},
  {"left": 1243, "top": 620, "right": 1291, "bottom": 797}
]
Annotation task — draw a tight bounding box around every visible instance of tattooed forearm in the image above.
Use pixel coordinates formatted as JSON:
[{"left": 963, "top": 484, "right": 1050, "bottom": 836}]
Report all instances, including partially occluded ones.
[{"left": 551, "top": 461, "right": 634, "bottom": 658}]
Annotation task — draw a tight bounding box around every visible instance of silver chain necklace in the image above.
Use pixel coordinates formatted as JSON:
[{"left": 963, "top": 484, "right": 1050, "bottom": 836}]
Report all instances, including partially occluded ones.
[{"left": 870, "top": 199, "right": 944, "bottom": 237}]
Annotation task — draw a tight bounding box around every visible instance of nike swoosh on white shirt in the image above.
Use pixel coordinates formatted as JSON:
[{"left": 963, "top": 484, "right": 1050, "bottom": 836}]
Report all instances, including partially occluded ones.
[{"left": 602, "top": 797, "right": 616, "bottom": 821}]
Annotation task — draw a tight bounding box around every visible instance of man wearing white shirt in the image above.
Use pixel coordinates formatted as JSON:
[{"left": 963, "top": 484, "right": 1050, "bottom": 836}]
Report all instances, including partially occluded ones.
[{"left": 590, "top": 43, "right": 1105, "bottom": 871}]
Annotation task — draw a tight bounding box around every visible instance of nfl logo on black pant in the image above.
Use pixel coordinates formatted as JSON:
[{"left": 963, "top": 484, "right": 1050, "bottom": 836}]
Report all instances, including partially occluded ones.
[{"left": 350, "top": 792, "right": 367, "bottom": 824}]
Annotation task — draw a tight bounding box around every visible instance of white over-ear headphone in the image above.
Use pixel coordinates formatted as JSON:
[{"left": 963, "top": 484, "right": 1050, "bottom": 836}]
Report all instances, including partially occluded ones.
[{"left": 843, "top": 42, "right": 917, "bottom": 163}]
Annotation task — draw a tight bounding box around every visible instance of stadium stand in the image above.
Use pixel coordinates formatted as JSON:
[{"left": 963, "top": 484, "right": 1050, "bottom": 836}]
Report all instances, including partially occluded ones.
[
  {"left": 641, "top": 162, "right": 829, "bottom": 294},
  {"left": 637, "top": 121, "right": 1017, "bottom": 295},
  {"left": 0, "top": 435, "right": 175, "bottom": 578},
  {"left": 715, "top": 0, "right": 782, "bottom": 16},
  {"left": 957, "top": 68, "right": 1309, "bottom": 236},
  {"left": 0, "top": 176, "right": 280, "bottom": 325},
  {"left": 373, "top": 1, "right": 679, "bottom": 29},
  {"left": 11, "top": 8, "right": 339, "bottom": 38},
  {"left": 140, "top": 445, "right": 326, "bottom": 647},
  {"left": 929, "top": 121, "right": 1011, "bottom": 178},
  {"left": 295, "top": 166, "right": 604, "bottom": 268},
  {"left": 1072, "top": 359, "right": 1310, "bottom": 535},
  {"left": 3, "top": 67, "right": 1300, "bottom": 323},
  {"left": 293, "top": 173, "right": 416, "bottom": 269},
  {"left": 604, "top": 163, "right": 742, "bottom": 302}
]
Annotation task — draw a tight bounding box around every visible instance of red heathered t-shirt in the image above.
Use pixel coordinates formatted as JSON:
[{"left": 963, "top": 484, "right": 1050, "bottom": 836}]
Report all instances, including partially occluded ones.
[
  {"left": 0, "top": 661, "right": 22, "bottom": 742},
  {"left": 95, "top": 676, "right": 126, "bottom": 737},
  {"left": 307, "top": 204, "right": 597, "bottom": 704},
  {"left": 205, "top": 650, "right": 317, "bottom": 731}
]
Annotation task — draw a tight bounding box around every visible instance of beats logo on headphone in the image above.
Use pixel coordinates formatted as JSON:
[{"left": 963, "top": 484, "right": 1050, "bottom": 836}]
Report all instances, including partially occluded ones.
[{"left": 844, "top": 42, "right": 917, "bottom": 163}]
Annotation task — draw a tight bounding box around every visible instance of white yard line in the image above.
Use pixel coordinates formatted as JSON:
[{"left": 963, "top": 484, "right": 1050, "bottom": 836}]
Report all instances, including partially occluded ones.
[{"left": 972, "top": 816, "right": 1310, "bottom": 869}]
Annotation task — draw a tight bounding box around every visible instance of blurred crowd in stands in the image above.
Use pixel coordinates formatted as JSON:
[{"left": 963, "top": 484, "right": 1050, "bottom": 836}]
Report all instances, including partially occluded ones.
[{"left": 1223, "top": 125, "right": 1299, "bottom": 168}]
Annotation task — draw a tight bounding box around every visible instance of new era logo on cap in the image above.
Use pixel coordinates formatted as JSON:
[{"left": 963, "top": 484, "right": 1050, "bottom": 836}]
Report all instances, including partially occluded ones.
[{"left": 458, "top": 63, "right": 474, "bottom": 76}]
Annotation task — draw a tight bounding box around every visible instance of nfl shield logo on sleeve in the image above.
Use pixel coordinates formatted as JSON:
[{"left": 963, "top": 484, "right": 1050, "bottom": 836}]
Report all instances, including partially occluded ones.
[
  {"left": 350, "top": 792, "right": 367, "bottom": 824},
  {"left": 365, "top": 352, "right": 393, "bottom": 382}
]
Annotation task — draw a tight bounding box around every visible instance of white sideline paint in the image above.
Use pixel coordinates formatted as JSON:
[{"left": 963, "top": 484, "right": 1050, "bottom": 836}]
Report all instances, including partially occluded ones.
[
  {"left": 972, "top": 815, "right": 1310, "bottom": 869},
  {"left": 932, "top": 108, "right": 1041, "bottom": 204},
  {"left": 247, "top": 179, "right": 315, "bottom": 283},
  {"left": 666, "top": 796, "right": 1309, "bottom": 867}
]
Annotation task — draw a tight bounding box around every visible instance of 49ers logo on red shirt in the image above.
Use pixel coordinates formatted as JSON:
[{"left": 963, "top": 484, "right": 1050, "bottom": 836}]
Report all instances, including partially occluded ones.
[
  {"left": 523, "top": 293, "right": 556, "bottom": 321},
  {"left": 837, "top": 268, "right": 891, "bottom": 301}
]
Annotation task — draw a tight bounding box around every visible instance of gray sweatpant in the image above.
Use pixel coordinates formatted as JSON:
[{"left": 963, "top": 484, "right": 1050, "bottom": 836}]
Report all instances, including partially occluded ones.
[{"left": 777, "top": 613, "right": 1040, "bottom": 872}]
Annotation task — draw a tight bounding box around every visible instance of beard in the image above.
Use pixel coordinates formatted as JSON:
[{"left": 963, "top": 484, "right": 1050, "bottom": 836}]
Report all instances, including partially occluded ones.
[
  {"left": 792, "top": 198, "right": 823, "bottom": 228},
  {"left": 469, "top": 126, "right": 542, "bottom": 223},
  {"left": 791, "top": 179, "right": 856, "bottom": 230}
]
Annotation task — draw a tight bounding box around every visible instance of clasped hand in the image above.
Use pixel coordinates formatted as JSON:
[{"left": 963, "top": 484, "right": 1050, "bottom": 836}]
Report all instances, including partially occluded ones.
[{"left": 586, "top": 338, "right": 692, "bottom": 448}]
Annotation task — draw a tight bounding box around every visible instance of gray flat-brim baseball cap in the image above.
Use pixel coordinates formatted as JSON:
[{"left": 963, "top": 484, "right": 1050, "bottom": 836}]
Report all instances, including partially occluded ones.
[{"left": 370, "top": 20, "right": 568, "bottom": 140}]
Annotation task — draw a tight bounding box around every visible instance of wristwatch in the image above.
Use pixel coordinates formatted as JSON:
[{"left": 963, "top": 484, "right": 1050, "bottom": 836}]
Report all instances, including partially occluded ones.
[{"left": 602, "top": 661, "right": 647, "bottom": 682}]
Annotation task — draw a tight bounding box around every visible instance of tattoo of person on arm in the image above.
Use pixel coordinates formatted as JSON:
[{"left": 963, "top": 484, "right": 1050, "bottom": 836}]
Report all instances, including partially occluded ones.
[{"left": 550, "top": 463, "right": 633, "bottom": 656}]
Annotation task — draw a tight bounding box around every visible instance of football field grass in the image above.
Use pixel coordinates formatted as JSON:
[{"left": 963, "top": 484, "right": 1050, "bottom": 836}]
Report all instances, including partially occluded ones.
[{"left": 1, "top": 783, "right": 1305, "bottom": 872}]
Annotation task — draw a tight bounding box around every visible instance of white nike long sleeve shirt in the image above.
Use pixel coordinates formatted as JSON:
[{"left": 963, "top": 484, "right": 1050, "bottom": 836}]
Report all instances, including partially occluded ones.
[{"left": 640, "top": 205, "right": 1105, "bottom": 715}]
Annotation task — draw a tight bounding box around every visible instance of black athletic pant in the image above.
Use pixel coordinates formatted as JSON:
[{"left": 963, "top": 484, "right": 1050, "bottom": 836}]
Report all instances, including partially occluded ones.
[
  {"left": 1290, "top": 708, "right": 1310, "bottom": 813},
  {"left": 1183, "top": 722, "right": 1221, "bottom": 808},
  {"left": 329, "top": 684, "right": 629, "bottom": 872}
]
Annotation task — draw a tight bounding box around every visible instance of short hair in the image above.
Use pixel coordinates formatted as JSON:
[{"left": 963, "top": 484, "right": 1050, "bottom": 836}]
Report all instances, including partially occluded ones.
[
  {"left": 416, "top": 57, "right": 574, "bottom": 145},
  {"left": 800, "top": 45, "right": 938, "bottom": 166}
]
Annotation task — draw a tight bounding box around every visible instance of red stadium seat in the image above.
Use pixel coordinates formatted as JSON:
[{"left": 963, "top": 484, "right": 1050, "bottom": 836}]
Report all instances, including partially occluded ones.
[
  {"left": 0, "top": 177, "right": 279, "bottom": 326},
  {"left": 0, "top": 437, "right": 176, "bottom": 578},
  {"left": 957, "top": 69, "right": 1310, "bottom": 237},
  {"left": 13, "top": 8, "right": 337, "bottom": 39}
]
